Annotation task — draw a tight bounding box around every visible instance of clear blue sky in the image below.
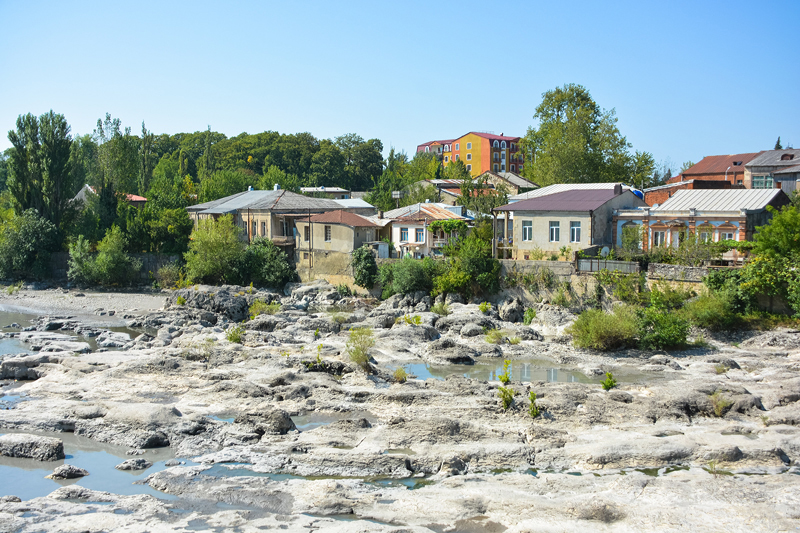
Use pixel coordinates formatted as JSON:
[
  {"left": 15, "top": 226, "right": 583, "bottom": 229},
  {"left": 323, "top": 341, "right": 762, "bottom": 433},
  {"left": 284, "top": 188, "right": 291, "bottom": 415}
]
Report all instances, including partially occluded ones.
[{"left": 1, "top": 0, "right": 798, "bottom": 174}]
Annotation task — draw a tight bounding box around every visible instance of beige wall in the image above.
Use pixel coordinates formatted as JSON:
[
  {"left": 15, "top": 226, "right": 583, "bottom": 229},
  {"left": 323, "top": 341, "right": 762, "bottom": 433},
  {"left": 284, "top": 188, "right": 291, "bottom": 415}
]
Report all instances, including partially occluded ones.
[
  {"left": 295, "top": 221, "right": 375, "bottom": 253},
  {"left": 512, "top": 212, "right": 592, "bottom": 256}
]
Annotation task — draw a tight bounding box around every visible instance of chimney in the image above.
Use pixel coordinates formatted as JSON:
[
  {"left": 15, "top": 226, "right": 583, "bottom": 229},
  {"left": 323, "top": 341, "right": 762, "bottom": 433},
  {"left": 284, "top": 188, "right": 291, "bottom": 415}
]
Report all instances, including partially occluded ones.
[
  {"left": 614, "top": 184, "right": 622, "bottom": 196},
  {"left": 248, "top": 186, "right": 253, "bottom": 191},
  {"left": 378, "top": 210, "right": 383, "bottom": 219},
  {"left": 274, "top": 184, "right": 281, "bottom": 191}
]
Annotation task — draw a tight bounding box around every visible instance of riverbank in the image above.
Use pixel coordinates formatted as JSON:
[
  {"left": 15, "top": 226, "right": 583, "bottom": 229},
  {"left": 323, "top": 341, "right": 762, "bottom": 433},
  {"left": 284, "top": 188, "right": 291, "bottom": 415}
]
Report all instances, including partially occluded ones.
[{"left": 0, "top": 281, "right": 799, "bottom": 531}]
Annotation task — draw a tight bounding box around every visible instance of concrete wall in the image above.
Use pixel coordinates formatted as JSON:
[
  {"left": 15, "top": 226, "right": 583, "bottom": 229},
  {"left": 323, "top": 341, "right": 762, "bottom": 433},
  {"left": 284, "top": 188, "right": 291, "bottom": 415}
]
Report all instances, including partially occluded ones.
[
  {"left": 499, "top": 259, "right": 575, "bottom": 277},
  {"left": 295, "top": 250, "right": 353, "bottom": 285}
]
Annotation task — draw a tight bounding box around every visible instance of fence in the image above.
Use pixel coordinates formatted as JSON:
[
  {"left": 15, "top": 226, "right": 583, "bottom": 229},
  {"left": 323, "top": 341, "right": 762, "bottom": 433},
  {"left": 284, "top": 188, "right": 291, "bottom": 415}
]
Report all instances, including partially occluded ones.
[{"left": 577, "top": 259, "right": 639, "bottom": 274}]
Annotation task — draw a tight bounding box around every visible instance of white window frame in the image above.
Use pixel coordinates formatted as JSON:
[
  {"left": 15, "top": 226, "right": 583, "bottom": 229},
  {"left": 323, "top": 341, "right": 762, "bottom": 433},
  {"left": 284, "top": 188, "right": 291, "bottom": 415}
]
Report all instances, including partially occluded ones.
[
  {"left": 522, "top": 221, "right": 532, "bottom": 241},
  {"left": 444, "top": 156, "right": 449, "bottom": 162},
  {"left": 501, "top": 140, "right": 507, "bottom": 149},
  {"left": 493, "top": 140, "right": 499, "bottom": 148},
  {"left": 466, "top": 164, "right": 472, "bottom": 171},
  {"left": 466, "top": 142, "right": 472, "bottom": 149},
  {"left": 720, "top": 231, "right": 735, "bottom": 241},
  {"left": 652, "top": 231, "right": 665, "bottom": 247},
  {"left": 455, "top": 143, "right": 459, "bottom": 150},
  {"left": 570, "top": 221, "right": 581, "bottom": 243},
  {"left": 425, "top": 146, "right": 429, "bottom": 152},
  {"left": 415, "top": 228, "right": 424, "bottom": 242},
  {"left": 466, "top": 153, "right": 472, "bottom": 161},
  {"left": 455, "top": 154, "right": 459, "bottom": 161},
  {"left": 493, "top": 164, "right": 499, "bottom": 172},
  {"left": 549, "top": 221, "right": 560, "bottom": 242}
]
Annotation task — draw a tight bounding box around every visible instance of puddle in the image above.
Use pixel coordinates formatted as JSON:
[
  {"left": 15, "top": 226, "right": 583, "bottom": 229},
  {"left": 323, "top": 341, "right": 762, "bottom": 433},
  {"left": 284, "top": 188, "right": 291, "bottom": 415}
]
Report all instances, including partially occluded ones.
[
  {"left": 291, "top": 411, "right": 376, "bottom": 431},
  {"left": 0, "top": 430, "right": 187, "bottom": 501},
  {"left": 382, "top": 448, "right": 416, "bottom": 456},
  {"left": 208, "top": 415, "right": 235, "bottom": 424},
  {"left": 0, "top": 391, "right": 25, "bottom": 409}
]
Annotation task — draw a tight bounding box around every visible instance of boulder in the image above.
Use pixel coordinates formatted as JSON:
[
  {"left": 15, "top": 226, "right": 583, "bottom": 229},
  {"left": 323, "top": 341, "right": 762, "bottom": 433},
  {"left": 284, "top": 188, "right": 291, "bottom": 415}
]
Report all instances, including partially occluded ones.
[
  {"left": 445, "top": 293, "right": 464, "bottom": 305},
  {"left": 460, "top": 323, "right": 484, "bottom": 337},
  {"left": 0, "top": 433, "right": 65, "bottom": 461},
  {"left": 234, "top": 409, "right": 296, "bottom": 435},
  {"left": 499, "top": 297, "right": 524, "bottom": 323},
  {"left": 46, "top": 464, "right": 89, "bottom": 479},
  {"left": 435, "top": 314, "right": 496, "bottom": 334},
  {"left": 115, "top": 458, "right": 153, "bottom": 471}
]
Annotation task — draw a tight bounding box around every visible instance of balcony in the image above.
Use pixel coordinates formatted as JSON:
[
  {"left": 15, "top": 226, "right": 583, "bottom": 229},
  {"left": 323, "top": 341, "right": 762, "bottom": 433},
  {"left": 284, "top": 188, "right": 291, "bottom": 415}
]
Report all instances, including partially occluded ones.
[{"left": 271, "top": 236, "right": 295, "bottom": 246}]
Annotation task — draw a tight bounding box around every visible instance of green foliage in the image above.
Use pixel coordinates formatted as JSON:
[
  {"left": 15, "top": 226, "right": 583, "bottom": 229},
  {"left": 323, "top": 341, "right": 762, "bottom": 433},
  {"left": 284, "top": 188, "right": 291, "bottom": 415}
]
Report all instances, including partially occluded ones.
[
  {"left": 552, "top": 287, "right": 570, "bottom": 307},
  {"left": 238, "top": 237, "right": 297, "bottom": 288},
  {"left": 92, "top": 225, "right": 142, "bottom": 285},
  {"left": 67, "top": 235, "right": 94, "bottom": 284},
  {"left": 709, "top": 390, "right": 733, "bottom": 417},
  {"left": 437, "top": 232, "right": 500, "bottom": 298},
  {"left": 684, "top": 293, "right": 740, "bottom": 331},
  {"left": 458, "top": 173, "right": 509, "bottom": 218},
  {"left": 479, "top": 301, "right": 491, "bottom": 314},
  {"left": 498, "top": 386, "right": 515, "bottom": 410},
  {"left": 714, "top": 363, "right": 729, "bottom": 375},
  {"left": 601, "top": 372, "right": 618, "bottom": 391},
  {"left": 184, "top": 215, "right": 245, "bottom": 284},
  {"left": 431, "top": 261, "right": 472, "bottom": 297},
  {"left": 382, "top": 257, "right": 441, "bottom": 296},
  {"left": 549, "top": 254, "right": 559, "bottom": 261},
  {"left": 249, "top": 299, "right": 281, "bottom": 318},
  {"left": 523, "top": 308, "right": 536, "bottom": 325},
  {"left": 176, "top": 295, "right": 186, "bottom": 306},
  {"left": 351, "top": 245, "right": 378, "bottom": 289},
  {"left": 528, "top": 391, "right": 540, "bottom": 418},
  {"left": 226, "top": 324, "right": 245, "bottom": 344},
  {"left": 393, "top": 367, "right": 408, "bottom": 383},
  {"left": 0, "top": 209, "right": 59, "bottom": 279},
  {"left": 485, "top": 329, "right": 506, "bottom": 345},
  {"left": 752, "top": 205, "right": 800, "bottom": 259},
  {"left": 346, "top": 327, "right": 375, "bottom": 371},
  {"left": 567, "top": 306, "right": 638, "bottom": 351},
  {"left": 154, "top": 262, "right": 184, "bottom": 289},
  {"left": 199, "top": 169, "right": 256, "bottom": 202},
  {"left": 559, "top": 245, "right": 571, "bottom": 260},
  {"left": 637, "top": 306, "right": 690, "bottom": 350},
  {"left": 336, "top": 284, "right": 352, "bottom": 297},
  {"left": 498, "top": 359, "right": 511, "bottom": 385},
  {"left": 397, "top": 314, "right": 422, "bottom": 325},
  {"left": 431, "top": 302, "right": 450, "bottom": 316}
]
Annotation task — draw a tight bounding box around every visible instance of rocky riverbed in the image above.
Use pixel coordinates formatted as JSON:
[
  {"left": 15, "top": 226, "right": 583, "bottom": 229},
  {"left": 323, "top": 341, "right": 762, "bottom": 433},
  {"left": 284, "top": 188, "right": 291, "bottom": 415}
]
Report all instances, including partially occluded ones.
[{"left": 1, "top": 281, "right": 799, "bottom": 532}]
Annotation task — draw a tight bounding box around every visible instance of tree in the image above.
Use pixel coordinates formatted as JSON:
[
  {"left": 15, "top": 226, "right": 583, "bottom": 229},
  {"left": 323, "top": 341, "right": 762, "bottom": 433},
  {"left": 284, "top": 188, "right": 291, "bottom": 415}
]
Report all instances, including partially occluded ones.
[
  {"left": 184, "top": 215, "right": 246, "bottom": 284},
  {"left": 6, "top": 110, "right": 77, "bottom": 233},
  {"left": 94, "top": 113, "right": 138, "bottom": 194},
  {"left": 0, "top": 150, "right": 9, "bottom": 191},
  {"left": 680, "top": 160, "right": 695, "bottom": 173},
  {"left": 237, "top": 237, "right": 297, "bottom": 288},
  {"left": 520, "top": 84, "right": 632, "bottom": 186},
  {"left": 751, "top": 205, "right": 800, "bottom": 259},
  {"left": 458, "top": 172, "right": 508, "bottom": 218},
  {"left": 0, "top": 209, "right": 59, "bottom": 279},
  {"left": 631, "top": 151, "right": 657, "bottom": 189},
  {"left": 309, "top": 139, "right": 346, "bottom": 187},
  {"left": 139, "top": 122, "right": 155, "bottom": 194},
  {"left": 351, "top": 245, "right": 378, "bottom": 289},
  {"left": 775, "top": 137, "right": 783, "bottom": 150},
  {"left": 199, "top": 169, "right": 256, "bottom": 202}
]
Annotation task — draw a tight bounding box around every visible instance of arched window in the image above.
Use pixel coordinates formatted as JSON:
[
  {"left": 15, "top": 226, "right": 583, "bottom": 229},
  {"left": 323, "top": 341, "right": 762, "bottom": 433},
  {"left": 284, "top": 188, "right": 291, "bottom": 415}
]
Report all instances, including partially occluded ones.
[
  {"left": 501, "top": 141, "right": 507, "bottom": 149},
  {"left": 493, "top": 140, "right": 499, "bottom": 148},
  {"left": 425, "top": 146, "right": 429, "bottom": 152}
]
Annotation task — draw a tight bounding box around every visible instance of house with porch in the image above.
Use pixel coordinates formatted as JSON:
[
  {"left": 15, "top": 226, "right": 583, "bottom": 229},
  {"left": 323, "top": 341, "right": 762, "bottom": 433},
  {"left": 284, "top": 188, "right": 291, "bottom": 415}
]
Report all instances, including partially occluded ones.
[
  {"left": 383, "top": 202, "right": 469, "bottom": 258},
  {"left": 612, "top": 188, "right": 791, "bottom": 250}
]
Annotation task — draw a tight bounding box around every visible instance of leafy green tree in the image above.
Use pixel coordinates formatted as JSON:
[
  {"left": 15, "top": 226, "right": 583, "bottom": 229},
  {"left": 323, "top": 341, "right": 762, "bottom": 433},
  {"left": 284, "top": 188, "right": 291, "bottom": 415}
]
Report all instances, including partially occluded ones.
[
  {"left": 351, "top": 245, "right": 378, "bottom": 289},
  {"left": 257, "top": 165, "right": 301, "bottom": 192},
  {"left": 631, "top": 151, "right": 657, "bottom": 189},
  {"left": 184, "top": 215, "right": 245, "bottom": 284},
  {"left": 309, "top": 139, "right": 346, "bottom": 187},
  {"left": 139, "top": 122, "right": 155, "bottom": 194},
  {"left": 0, "top": 150, "right": 9, "bottom": 191},
  {"left": 521, "top": 84, "right": 632, "bottom": 186},
  {"left": 0, "top": 209, "right": 59, "bottom": 279},
  {"left": 92, "top": 225, "right": 142, "bottom": 285},
  {"left": 199, "top": 169, "right": 256, "bottom": 202},
  {"left": 751, "top": 205, "right": 800, "bottom": 259},
  {"left": 679, "top": 160, "right": 695, "bottom": 174},
  {"left": 94, "top": 113, "right": 138, "bottom": 194},
  {"left": 6, "top": 111, "right": 78, "bottom": 232},
  {"left": 236, "top": 237, "right": 297, "bottom": 288},
  {"left": 459, "top": 172, "right": 509, "bottom": 219}
]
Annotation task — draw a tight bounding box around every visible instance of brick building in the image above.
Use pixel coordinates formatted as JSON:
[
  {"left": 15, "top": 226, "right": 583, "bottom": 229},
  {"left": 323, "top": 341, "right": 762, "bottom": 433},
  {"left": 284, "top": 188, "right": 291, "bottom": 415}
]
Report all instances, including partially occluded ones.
[{"left": 643, "top": 179, "right": 731, "bottom": 207}]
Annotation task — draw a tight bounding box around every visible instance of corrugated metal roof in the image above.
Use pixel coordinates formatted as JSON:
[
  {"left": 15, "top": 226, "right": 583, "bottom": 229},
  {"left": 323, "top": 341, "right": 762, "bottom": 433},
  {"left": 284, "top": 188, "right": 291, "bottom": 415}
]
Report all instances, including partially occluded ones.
[
  {"left": 747, "top": 149, "right": 800, "bottom": 169},
  {"left": 682, "top": 153, "right": 762, "bottom": 175},
  {"left": 773, "top": 163, "right": 800, "bottom": 175},
  {"left": 652, "top": 189, "right": 784, "bottom": 212},
  {"left": 300, "top": 186, "right": 350, "bottom": 193},
  {"left": 496, "top": 189, "right": 623, "bottom": 212},
  {"left": 333, "top": 198, "right": 375, "bottom": 209},
  {"left": 385, "top": 203, "right": 466, "bottom": 222},
  {"left": 305, "top": 210, "right": 377, "bottom": 227},
  {"left": 510, "top": 182, "right": 631, "bottom": 201},
  {"left": 188, "top": 190, "right": 342, "bottom": 214}
]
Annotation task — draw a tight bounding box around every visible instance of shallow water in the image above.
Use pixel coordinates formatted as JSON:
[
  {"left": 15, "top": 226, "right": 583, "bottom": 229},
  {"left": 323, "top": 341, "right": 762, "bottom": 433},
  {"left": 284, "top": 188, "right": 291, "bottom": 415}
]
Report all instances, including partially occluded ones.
[
  {"left": 291, "top": 411, "right": 377, "bottom": 431},
  {"left": 393, "top": 359, "right": 592, "bottom": 383},
  {"left": 0, "top": 430, "right": 184, "bottom": 501}
]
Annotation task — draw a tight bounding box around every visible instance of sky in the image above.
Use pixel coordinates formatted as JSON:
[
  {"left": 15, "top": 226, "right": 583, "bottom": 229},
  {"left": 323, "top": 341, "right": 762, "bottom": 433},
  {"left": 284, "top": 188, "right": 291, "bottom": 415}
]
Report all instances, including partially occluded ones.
[{"left": 1, "top": 0, "right": 798, "bottom": 174}]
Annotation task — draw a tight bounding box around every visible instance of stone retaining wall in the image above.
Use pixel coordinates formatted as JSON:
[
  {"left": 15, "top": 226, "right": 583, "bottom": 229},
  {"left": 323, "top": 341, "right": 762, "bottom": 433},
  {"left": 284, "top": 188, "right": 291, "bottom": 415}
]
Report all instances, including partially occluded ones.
[{"left": 647, "top": 263, "right": 708, "bottom": 282}]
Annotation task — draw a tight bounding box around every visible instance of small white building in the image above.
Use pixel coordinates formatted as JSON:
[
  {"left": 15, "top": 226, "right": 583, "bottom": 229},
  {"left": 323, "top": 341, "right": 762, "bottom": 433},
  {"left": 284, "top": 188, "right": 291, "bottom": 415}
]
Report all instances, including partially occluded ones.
[{"left": 383, "top": 203, "right": 468, "bottom": 258}]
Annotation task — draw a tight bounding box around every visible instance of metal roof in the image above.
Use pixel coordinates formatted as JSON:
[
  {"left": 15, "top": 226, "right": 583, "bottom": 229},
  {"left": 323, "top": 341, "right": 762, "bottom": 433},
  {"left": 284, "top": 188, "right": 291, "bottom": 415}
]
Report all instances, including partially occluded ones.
[
  {"left": 510, "top": 182, "right": 631, "bottom": 202},
  {"left": 333, "top": 198, "right": 375, "bottom": 209},
  {"left": 682, "top": 152, "right": 762, "bottom": 175},
  {"left": 773, "top": 164, "right": 800, "bottom": 175},
  {"left": 385, "top": 202, "right": 466, "bottom": 221},
  {"left": 187, "top": 190, "right": 343, "bottom": 214},
  {"left": 747, "top": 149, "right": 800, "bottom": 169},
  {"left": 300, "top": 186, "right": 350, "bottom": 193},
  {"left": 652, "top": 189, "right": 786, "bottom": 212},
  {"left": 496, "top": 189, "right": 626, "bottom": 212},
  {"left": 303, "top": 210, "right": 377, "bottom": 227}
]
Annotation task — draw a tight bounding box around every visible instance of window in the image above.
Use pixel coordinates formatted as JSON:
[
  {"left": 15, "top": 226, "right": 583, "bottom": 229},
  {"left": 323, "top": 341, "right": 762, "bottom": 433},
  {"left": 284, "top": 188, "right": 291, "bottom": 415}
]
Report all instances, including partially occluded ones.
[
  {"left": 251, "top": 221, "right": 256, "bottom": 236},
  {"left": 494, "top": 153, "right": 499, "bottom": 161},
  {"left": 549, "top": 221, "right": 560, "bottom": 242},
  {"left": 652, "top": 231, "right": 665, "bottom": 247},
  {"left": 466, "top": 153, "right": 472, "bottom": 161},
  {"left": 455, "top": 143, "right": 459, "bottom": 150},
  {"left": 570, "top": 221, "right": 581, "bottom": 243},
  {"left": 466, "top": 164, "right": 472, "bottom": 171},
  {"left": 425, "top": 146, "right": 429, "bottom": 152},
  {"left": 466, "top": 142, "right": 472, "bottom": 149},
  {"left": 511, "top": 164, "right": 515, "bottom": 172},
  {"left": 493, "top": 164, "right": 499, "bottom": 172},
  {"left": 501, "top": 140, "right": 506, "bottom": 149},
  {"left": 753, "top": 175, "right": 773, "bottom": 189},
  {"left": 324, "top": 225, "right": 331, "bottom": 242},
  {"left": 400, "top": 227, "right": 409, "bottom": 241},
  {"left": 501, "top": 152, "right": 506, "bottom": 160},
  {"left": 415, "top": 228, "right": 424, "bottom": 242},
  {"left": 522, "top": 221, "right": 532, "bottom": 241},
  {"left": 261, "top": 221, "right": 266, "bottom": 236},
  {"left": 699, "top": 231, "right": 710, "bottom": 242},
  {"left": 510, "top": 143, "right": 515, "bottom": 150},
  {"left": 493, "top": 140, "right": 499, "bottom": 148},
  {"left": 444, "top": 156, "right": 449, "bottom": 162},
  {"left": 304, "top": 226, "right": 310, "bottom": 241},
  {"left": 501, "top": 163, "right": 505, "bottom": 171},
  {"left": 720, "top": 232, "right": 735, "bottom": 241}
]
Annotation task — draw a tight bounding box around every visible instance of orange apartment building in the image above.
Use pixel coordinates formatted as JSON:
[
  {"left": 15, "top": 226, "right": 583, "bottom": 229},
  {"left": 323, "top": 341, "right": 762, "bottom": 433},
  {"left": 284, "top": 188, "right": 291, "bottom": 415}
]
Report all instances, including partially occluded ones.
[{"left": 417, "top": 132, "right": 524, "bottom": 177}]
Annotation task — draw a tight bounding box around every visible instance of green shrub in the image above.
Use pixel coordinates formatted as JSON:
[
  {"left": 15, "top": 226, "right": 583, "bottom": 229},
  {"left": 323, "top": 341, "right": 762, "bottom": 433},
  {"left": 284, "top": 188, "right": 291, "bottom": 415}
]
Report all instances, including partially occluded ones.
[
  {"left": 67, "top": 235, "right": 95, "bottom": 284},
  {"left": 249, "top": 299, "right": 281, "bottom": 318},
  {"left": 498, "top": 359, "right": 511, "bottom": 384},
  {"left": 528, "top": 391, "right": 540, "bottom": 418},
  {"left": 237, "top": 237, "right": 297, "bottom": 288},
  {"left": 560, "top": 245, "right": 571, "bottom": 260},
  {"left": 485, "top": 329, "right": 506, "bottom": 345},
  {"left": 346, "top": 326, "right": 375, "bottom": 370},
  {"left": 508, "top": 336, "right": 521, "bottom": 345},
  {"left": 479, "top": 301, "right": 491, "bottom": 314},
  {"left": 567, "top": 306, "right": 638, "bottom": 351},
  {"left": 552, "top": 288, "right": 570, "bottom": 307},
  {"left": 154, "top": 262, "right": 184, "bottom": 289},
  {"left": 601, "top": 372, "right": 617, "bottom": 391},
  {"left": 73, "top": 225, "right": 141, "bottom": 286},
  {"left": 498, "top": 386, "right": 514, "bottom": 410},
  {"left": 649, "top": 282, "right": 695, "bottom": 311},
  {"left": 637, "top": 306, "right": 690, "bottom": 350},
  {"left": 431, "top": 260, "right": 471, "bottom": 297},
  {"left": 176, "top": 295, "right": 186, "bottom": 306},
  {"left": 226, "top": 324, "right": 245, "bottom": 344},
  {"left": 392, "top": 257, "right": 435, "bottom": 294},
  {"left": 184, "top": 215, "right": 245, "bottom": 284},
  {"left": 397, "top": 314, "right": 422, "bottom": 325},
  {"left": 710, "top": 390, "right": 733, "bottom": 417},
  {"left": 684, "top": 293, "right": 740, "bottom": 331},
  {"left": 549, "top": 254, "right": 559, "bottom": 261},
  {"left": 431, "top": 302, "right": 450, "bottom": 316},
  {"left": 351, "top": 245, "right": 378, "bottom": 289},
  {"left": 328, "top": 311, "right": 348, "bottom": 324},
  {"left": 523, "top": 308, "right": 536, "bottom": 325},
  {"left": 0, "top": 209, "right": 59, "bottom": 280},
  {"left": 336, "top": 284, "right": 352, "bottom": 297},
  {"left": 394, "top": 367, "right": 408, "bottom": 383}
]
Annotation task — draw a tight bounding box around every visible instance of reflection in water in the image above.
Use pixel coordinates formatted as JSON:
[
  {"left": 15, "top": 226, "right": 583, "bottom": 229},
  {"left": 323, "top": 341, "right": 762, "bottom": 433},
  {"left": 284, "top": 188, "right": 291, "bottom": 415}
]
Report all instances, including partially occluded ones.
[{"left": 394, "top": 359, "right": 590, "bottom": 384}]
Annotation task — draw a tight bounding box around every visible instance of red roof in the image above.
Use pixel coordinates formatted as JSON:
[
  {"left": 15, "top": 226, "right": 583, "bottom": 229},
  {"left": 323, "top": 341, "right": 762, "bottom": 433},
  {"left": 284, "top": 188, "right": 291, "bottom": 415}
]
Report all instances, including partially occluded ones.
[
  {"left": 466, "top": 132, "right": 520, "bottom": 142},
  {"left": 306, "top": 210, "right": 376, "bottom": 227},
  {"left": 126, "top": 194, "right": 147, "bottom": 202},
  {"left": 683, "top": 153, "right": 763, "bottom": 176}
]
